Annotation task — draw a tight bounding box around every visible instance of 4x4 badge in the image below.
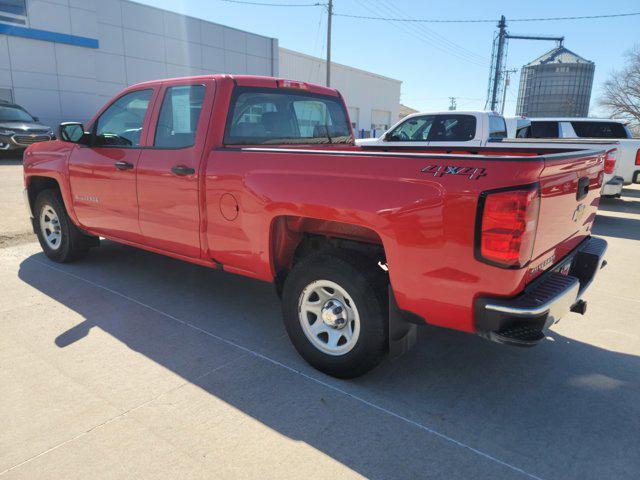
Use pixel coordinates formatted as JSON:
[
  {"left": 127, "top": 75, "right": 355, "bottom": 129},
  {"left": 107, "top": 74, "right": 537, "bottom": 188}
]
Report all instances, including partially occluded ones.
[{"left": 421, "top": 165, "right": 487, "bottom": 180}]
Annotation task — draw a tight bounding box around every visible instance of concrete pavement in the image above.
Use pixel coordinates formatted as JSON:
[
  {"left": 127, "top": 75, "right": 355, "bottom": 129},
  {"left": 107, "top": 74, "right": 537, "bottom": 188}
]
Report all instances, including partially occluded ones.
[{"left": 1, "top": 174, "right": 639, "bottom": 479}]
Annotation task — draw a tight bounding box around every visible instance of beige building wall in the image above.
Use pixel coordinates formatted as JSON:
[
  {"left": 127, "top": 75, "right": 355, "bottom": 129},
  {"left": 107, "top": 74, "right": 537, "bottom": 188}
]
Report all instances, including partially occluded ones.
[{"left": 279, "top": 47, "right": 401, "bottom": 137}]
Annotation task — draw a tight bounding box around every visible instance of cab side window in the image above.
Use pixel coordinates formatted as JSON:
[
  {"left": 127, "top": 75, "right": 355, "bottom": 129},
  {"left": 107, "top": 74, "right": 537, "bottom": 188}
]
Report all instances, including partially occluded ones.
[
  {"left": 95, "top": 89, "right": 153, "bottom": 147},
  {"left": 154, "top": 85, "right": 206, "bottom": 148},
  {"left": 387, "top": 116, "right": 434, "bottom": 141},
  {"left": 429, "top": 115, "right": 476, "bottom": 142},
  {"left": 530, "top": 121, "right": 560, "bottom": 138}
]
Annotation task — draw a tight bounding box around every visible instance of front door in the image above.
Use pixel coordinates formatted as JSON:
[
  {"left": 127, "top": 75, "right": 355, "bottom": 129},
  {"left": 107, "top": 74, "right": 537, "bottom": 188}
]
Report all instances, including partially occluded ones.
[
  {"left": 136, "top": 80, "right": 213, "bottom": 258},
  {"left": 68, "top": 88, "right": 156, "bottom": 243}
]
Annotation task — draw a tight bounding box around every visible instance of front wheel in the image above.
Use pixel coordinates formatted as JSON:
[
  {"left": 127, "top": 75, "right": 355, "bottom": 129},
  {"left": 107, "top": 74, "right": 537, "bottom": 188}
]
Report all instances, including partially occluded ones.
[
  {"left": 34, "top": 189, "right": 95, "bottom": 262},
  {"left": 282, "top": 251, "right": 388, "bottom": 378}
]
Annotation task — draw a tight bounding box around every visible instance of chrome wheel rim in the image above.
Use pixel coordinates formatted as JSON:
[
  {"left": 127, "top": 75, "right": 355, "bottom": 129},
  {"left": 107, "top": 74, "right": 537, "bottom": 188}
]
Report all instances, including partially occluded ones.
[
  {"left": 298, "top": 280, "right": 361, "bottom": 356},
  {"left": 40, "top": 204, "right": 62, "bottom": 250}
]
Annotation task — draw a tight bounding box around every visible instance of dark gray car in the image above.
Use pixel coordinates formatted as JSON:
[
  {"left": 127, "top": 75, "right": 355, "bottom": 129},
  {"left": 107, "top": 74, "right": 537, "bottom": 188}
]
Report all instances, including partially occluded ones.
[{"left": 0, "top": 102, "right": 54, "bottom": 157}]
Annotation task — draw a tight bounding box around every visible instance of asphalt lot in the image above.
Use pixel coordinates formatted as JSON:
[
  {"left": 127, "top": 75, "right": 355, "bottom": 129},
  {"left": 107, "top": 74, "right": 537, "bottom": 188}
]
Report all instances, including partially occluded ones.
[
  {"left": 1, "top": 159, "right": 639, "bottom": 480},
  {"left": 0, "top": 160, "right": 31, "bottom": 247}
]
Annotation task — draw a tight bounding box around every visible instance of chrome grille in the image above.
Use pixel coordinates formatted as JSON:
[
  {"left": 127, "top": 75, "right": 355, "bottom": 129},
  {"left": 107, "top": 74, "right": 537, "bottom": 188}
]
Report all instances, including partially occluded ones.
[{"left": 13, "top": 134, "right": 51, "bottom": 146}]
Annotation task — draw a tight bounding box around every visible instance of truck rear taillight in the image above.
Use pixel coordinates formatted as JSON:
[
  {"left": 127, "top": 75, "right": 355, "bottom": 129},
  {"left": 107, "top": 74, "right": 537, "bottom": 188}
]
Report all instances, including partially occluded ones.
[
  {"left": 604, "top": 148, "right": 618, "bottom": 174},
  {"left": 635, "top": 148, "right": 640, "bottom": 166},
  {"left": 476, "top": 185, "right": 540, "bottom": 268}
]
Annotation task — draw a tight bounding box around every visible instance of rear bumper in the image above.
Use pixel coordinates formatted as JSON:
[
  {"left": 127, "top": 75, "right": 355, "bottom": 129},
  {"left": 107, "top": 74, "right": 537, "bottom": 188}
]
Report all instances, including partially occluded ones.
[
  {"left": 601, "top": 175, "right": 624, "bottom": 197},
  {"left": 474, "top": 236, "right": 607, "bottom": 347}
]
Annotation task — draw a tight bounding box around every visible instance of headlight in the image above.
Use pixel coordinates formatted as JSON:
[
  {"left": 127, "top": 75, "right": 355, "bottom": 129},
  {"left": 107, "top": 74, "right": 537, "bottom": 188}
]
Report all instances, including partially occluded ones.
[{"left": 0, "top": 129, "right": 13, "bottom": 136}]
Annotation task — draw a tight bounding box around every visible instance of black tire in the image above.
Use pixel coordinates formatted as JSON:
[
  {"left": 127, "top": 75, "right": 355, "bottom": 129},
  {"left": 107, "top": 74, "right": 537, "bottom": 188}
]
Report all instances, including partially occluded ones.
[
  {"left": 34, "top": 189, "right": 95, "bottom": 262},
  {"left": 282, "top": 250, "right": 388, "bottom": 378}
]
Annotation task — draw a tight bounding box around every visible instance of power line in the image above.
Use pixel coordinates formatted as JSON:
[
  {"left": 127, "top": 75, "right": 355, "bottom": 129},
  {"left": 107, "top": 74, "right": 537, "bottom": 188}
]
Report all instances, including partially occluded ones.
[
  {"left": 332, "top": 11, "right": 640, "bottom": 23},
  {"left": 220, "top": 0, "right": 323, "bottom": 7},
  {"left": 374, "top": 0, "right": 488, "bottom": 64},
  {"left": 353, "top": 0, "right": 488, "bottom": 68}
]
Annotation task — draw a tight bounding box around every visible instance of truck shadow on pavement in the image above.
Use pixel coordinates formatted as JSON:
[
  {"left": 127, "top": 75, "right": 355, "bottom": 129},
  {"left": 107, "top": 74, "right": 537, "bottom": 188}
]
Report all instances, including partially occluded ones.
[{"left": 17, "top": 239, "right": 640, "bottom": 480}]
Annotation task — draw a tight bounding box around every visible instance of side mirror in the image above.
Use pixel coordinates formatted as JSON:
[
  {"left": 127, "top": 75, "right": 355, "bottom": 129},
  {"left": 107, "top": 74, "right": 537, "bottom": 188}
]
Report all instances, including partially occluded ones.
[
  {"left": 58, "top": 122, "right": 90, "bottom": 144},
  {"left": 33, "top": 116, "right": 39, "bottom": 122}
]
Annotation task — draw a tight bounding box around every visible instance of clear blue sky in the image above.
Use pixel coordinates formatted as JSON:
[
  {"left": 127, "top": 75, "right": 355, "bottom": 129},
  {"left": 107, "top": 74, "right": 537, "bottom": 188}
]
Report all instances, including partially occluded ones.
[{"left": 138, "top": 0, "right": 639, "bottom": 116}]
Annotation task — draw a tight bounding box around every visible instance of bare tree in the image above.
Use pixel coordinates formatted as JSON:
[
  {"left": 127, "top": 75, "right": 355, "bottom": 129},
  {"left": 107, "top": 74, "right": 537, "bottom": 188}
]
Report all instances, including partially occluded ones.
[{"left": 599, "top": 46, "right": 640, "bottom": 136}]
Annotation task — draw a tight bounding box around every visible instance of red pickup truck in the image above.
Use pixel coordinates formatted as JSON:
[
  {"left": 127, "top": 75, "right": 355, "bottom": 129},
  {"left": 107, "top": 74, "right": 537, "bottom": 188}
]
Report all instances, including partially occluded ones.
[{"left": 23, "top": 75, "right": 608, "bottom": 378}]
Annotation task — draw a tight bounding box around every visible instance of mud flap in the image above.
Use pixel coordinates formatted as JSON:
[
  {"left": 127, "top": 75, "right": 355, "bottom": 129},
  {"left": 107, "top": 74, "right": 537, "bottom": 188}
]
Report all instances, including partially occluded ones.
[{"left": 388, "top": 286, "right": 417, "bottom": 359}]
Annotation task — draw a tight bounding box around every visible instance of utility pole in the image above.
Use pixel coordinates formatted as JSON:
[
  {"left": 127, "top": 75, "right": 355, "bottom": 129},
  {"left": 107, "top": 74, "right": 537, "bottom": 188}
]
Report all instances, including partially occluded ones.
[
  {"left": 326, "top": 0, "right": 333, "bottom": 87},
  {"left": 486, "top": 15, "right": 563, "bottom": 112},
  {"left": 500, "top": 69, "right": 518, "bottom": 115},
  {"left": 490, "top": 15, "right": 507, "bottom": 112},
  {"left": 448, "top": 97, "right": 457, "bottom": 111}
]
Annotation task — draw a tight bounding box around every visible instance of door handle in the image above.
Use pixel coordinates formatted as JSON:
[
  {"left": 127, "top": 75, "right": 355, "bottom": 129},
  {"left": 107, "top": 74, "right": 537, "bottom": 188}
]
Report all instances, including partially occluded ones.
[
  {"left": 114, "top": 161, "right": 134, "bottom": 170},
  {"left": 171, "top": 165, "right": 195, "bottom": 176},
  {"left": 577, "top": 176, "right": 590, "bottom": 201}
]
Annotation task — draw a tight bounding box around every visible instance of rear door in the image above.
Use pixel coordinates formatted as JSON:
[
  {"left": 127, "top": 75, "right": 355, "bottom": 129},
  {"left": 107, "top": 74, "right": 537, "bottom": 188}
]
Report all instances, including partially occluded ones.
[
  {"left": 68, "top": 88, "right": 157, "bottom": 243},
  {"left": 136, "top": 79, "right": 214, "bottom": 258}
]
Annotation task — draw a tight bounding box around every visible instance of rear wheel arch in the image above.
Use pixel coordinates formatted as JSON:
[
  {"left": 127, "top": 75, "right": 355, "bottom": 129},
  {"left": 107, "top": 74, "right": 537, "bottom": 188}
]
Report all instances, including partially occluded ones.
[{"left": 269, "top": 215, "right": 388, "bottom": 296}]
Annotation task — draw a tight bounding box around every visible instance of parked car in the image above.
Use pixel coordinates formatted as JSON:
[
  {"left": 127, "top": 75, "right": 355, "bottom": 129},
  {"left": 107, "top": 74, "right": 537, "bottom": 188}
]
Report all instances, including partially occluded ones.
[
  {"left": 510, "top": 117, "right": 640, "bottom": 191},
  {"left": 0, "top": 101, "right": 54, "bottom": 157},
  {"left": 358, "top": 111, "right": 624, "bottom": 197},
  {"left": 356, "top": 110, "right": 509, "bottom": 148},
  {"left": 23, "top": 76, "right": 607, "bottom": 378}
]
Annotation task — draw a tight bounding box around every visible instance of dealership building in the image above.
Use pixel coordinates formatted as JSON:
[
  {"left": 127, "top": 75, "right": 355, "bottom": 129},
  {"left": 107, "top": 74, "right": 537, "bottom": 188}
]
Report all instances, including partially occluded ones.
[{"left": 0, "top": 0, "right": 400, "bottom": 137}]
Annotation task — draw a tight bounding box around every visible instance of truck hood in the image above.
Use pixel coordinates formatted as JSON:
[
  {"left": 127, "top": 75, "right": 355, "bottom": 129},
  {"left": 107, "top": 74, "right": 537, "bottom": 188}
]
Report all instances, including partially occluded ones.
[{"left": 0, "top": 121, "right": 53, "bottom": 133}]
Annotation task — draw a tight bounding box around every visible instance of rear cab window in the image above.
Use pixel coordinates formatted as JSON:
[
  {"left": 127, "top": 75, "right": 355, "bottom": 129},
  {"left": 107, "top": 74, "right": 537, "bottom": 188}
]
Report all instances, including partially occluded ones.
[{"left": 224, "top": 87, "right": 352, "bottom": 145}]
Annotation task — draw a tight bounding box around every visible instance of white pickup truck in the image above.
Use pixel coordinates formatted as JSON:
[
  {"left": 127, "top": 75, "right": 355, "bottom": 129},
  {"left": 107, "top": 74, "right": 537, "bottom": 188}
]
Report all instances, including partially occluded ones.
[
  {"left": 357, "top": 111, "right": 625, "bottom": 197},
  {"left": 510, "top": 117, "right": 640, "bottom": 190}
]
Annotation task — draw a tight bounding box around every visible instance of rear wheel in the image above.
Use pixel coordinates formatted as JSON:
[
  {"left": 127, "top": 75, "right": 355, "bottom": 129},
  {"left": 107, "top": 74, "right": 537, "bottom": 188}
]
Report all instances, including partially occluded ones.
[
  {"left": 34, "top": 189, "right": 96, "bottom": 262},
  {"left": 282, "top": 251, "right": 387, "bottom": 378}
]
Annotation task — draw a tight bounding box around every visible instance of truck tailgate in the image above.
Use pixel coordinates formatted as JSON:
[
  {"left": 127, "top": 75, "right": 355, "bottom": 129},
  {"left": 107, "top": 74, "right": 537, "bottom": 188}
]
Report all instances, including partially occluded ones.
[{"left": 530, "top": 150, "right": 604, "bottom": 274}]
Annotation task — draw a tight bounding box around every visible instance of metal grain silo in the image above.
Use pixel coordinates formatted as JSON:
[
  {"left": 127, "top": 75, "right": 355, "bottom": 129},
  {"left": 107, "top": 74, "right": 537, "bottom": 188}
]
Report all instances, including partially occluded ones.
[{"left": 516, "top": 46, "right": 595, "bottom": 117}]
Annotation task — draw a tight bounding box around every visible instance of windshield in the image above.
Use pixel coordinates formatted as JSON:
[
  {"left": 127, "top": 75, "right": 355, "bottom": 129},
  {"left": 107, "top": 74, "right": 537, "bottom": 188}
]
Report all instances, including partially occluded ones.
[
  {"left": 0, "top": 105, "right": 35, "bottom": 122},
  {"left": 224, "top": 87, "right": 352, "bottom": 145}
]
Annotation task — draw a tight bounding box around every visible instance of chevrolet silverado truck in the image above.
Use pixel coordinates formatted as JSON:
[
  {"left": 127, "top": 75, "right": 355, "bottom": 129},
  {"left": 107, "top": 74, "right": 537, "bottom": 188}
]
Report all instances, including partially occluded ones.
[
  {"left": 23, "top": 75, "right": 608, "bottom": 378},
  {"left": 357, "top": 110, "right": 624, "bottom": 197}
]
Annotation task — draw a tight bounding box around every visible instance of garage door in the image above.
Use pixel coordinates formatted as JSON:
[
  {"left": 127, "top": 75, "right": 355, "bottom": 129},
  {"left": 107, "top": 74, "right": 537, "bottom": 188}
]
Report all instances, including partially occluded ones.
[
  {"left": 371, "top": 109, "right": 390, "bottom": 132},
  {"left": 348, "top": 106, "right": 359, "bottom": 130}
]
